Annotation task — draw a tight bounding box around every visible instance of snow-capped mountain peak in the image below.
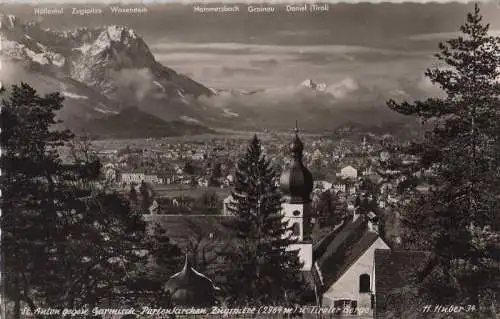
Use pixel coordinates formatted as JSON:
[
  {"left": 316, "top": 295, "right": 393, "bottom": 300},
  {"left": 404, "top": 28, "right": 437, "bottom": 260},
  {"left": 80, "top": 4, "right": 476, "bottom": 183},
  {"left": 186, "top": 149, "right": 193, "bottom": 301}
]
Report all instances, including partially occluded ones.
[
  {"left": 300, "top": 78, "right": 327, "bottom": 91},
  {"left": 0, "top": 14, "right": 222, "bottom": 136}
]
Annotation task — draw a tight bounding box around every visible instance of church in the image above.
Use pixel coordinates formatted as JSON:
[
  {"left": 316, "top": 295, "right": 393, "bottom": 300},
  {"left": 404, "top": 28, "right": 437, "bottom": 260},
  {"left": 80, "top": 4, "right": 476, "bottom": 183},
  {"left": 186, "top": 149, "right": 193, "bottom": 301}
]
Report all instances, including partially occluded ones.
[
  {"left": 278, "top": 127, "right": 390, "bottom": 315},
  {"left": 161, "top": 127, "right": 392, "bottom": 316}
]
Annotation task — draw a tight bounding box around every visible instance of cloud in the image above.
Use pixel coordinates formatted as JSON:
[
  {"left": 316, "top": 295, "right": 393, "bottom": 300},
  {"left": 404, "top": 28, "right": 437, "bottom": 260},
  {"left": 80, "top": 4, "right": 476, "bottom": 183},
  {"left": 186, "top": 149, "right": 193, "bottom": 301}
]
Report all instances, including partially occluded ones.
[
  {"left": 416, "top": 75, "right": 436, "bottom": 91},
  {"left": 0, "top": 59, "right": 67, "bottom": 94},
  {"left": 409, "top": 29, "right": 500, "bottom": 41},
  {"left": 109, "top": 68, "right": 155, "bottom": 102},
  {"left": 325, "top": 77, "right": 359, "bottom": 99},
  {"left": 199, "top": 77, "right": 360, "bottom": 111},
  {"left": 151, "top": 42, "right": 404, "bottom": 55}
]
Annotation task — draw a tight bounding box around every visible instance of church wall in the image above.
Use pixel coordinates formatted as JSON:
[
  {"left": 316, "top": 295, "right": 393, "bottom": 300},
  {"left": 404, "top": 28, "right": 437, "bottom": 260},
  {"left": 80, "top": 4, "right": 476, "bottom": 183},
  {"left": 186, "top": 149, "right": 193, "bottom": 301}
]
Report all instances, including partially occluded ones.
[
  {"left": 322, "top": 237, "right": 390, "bottom": 307},
  {"left": 281, "top": 202, "right": 306, "bottom": 240}
]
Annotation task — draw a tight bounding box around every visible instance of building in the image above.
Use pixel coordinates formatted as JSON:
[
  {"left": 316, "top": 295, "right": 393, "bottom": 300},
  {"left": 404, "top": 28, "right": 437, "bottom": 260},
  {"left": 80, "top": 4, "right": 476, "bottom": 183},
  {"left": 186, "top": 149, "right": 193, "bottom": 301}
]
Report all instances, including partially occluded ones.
[
  {"left": 164, "top": 254, "right": 220, "bottom": 307},
  {"left": 277, "top": 127, "right": 390, "bottom": 315},
  {"left": 314, "top": 180, "right": 333, "bottom": 191},
  {"left": 311, "top": 213, "right": 390, "bottom": 315},
  {"left": 222, "top": 195, "right": 234, "bottom": 216},
  {"left": 121, "top": 173, "right": 145, "bottom": 184},
  {"left": 143, "top": 175, "right": 163, "bottom": 184},
  {"left": 279, "top": 126, "right": 314, "bottom": 271},
  {"left": 341, "top": 165, "right": 358, "bottom": 179},
  {"left": 103, "top": 163, "right": 118, "bottom": 183}
]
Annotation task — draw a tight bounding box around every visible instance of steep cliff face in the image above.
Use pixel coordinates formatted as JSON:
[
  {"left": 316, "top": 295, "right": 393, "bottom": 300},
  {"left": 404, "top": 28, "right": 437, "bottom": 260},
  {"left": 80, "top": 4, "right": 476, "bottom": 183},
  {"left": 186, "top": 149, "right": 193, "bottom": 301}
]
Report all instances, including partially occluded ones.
[{"left": 0, "top": 13, "right": 220, "bottom": 137}]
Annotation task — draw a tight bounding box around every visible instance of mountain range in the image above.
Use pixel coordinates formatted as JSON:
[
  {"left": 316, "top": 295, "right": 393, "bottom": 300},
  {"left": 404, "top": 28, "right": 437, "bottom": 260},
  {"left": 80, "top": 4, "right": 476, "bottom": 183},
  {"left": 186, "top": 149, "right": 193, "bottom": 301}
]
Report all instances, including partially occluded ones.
[
  {"left": 0, "top": 13, "right": 223, "bottom": 137},
  {"left": 0, "top": 13, "right": 425, "bottom": 138}
]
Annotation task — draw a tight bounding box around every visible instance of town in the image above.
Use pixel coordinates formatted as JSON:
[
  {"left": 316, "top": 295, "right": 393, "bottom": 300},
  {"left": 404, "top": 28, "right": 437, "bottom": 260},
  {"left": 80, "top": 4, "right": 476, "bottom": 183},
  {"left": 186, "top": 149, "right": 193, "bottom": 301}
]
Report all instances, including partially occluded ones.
[{"left": 90, "top": 131, "right": 416, "bottom": 226}]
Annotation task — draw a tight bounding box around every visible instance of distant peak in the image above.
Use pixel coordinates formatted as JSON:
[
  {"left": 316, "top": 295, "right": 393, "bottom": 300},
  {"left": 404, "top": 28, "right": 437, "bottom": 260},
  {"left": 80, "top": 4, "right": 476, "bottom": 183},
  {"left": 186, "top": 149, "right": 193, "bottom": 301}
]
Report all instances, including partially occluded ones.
[
  {"left": 301, "top": 78, "right": 315, "bottom": 87},
  {"left": 300, "top": 78, "right": 326, "bottom": 91},
  {"left": 105, "top": 25, "right": 138, "bottom": 42}
]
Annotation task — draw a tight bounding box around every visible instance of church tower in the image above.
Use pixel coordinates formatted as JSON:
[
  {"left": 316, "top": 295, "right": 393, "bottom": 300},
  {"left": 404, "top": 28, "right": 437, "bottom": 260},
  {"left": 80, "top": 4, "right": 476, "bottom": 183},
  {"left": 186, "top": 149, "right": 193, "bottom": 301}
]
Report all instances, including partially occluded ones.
[{"left": 279, "top": 123, "right": 314, "bottom": 271}]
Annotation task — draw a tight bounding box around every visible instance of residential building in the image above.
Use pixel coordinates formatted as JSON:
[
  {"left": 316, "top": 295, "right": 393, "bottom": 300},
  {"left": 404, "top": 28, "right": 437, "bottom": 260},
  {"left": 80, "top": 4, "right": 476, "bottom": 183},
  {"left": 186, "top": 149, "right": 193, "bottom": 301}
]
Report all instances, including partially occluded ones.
[
  {"left": 341, "top": 165, "right": 358, "bottom": 179},
  {"left": 222, "top": 195, "right": 234, "bottom": 216},
  {"left": 121, "top": 173, "right": 145, "bottom": 184}
]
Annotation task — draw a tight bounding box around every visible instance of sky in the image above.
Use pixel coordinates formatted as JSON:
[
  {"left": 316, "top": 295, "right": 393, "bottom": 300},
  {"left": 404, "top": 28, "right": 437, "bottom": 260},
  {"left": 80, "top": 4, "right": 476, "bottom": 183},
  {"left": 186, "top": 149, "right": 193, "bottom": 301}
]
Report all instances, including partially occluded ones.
[{"left": 1, "top": 1, "right": 499, "bottom": 112}]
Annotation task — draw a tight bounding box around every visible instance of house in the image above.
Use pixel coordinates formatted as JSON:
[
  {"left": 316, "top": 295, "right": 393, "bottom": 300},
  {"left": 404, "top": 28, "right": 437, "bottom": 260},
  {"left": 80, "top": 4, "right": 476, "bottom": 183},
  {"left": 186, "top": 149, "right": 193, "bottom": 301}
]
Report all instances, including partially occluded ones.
[
  {"left": 310, "top": 214, "right": 390, "bottom": 316},
  {"left": 221, "top": 195, "right": 232, "bottom": 216},
  {"left": 341, "top": 165, "right": 358, "bottom": 179},
  {"left": 121, "top": 173, "right": 145, "bottom": 184},
  {"left": 143, "top": 174, "right": 163, "bottom": 184},
  {"left": 314, "top": 180, "right": 333, "bottom": 191},
  {"left": 333, "top": 177, "right": 356, "bottom": 195},
  {"left": 374, "top": 250, "right": 431, "bottom": 318},
  {"left": 103, "top": 163, "right": 118, "bottom": 183},
  {"left": 198, "top": 177, "right": 208, "bottom": 187},
  {"left": 149, "top": 200, "right": 159, "bottom": 215},
  {"left": 333, "top": 183, "right": 347, "bottom": 193}
]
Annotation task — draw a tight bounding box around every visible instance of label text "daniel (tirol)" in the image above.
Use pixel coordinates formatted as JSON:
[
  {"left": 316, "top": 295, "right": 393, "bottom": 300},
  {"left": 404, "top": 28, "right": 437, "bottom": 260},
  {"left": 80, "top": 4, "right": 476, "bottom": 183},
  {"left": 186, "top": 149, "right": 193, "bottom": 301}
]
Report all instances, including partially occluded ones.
[{"left": 286, "top": 4, "right": 329, "bottom": 12}]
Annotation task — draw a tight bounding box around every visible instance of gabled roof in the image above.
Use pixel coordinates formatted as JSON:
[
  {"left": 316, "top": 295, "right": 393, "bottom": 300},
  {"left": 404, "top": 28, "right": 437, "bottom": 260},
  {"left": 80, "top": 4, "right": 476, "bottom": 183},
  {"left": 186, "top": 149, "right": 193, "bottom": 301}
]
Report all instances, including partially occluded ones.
[
  {"left": 313, "top": 217, "right": 381, "bottom": 293},
  {"left": 341, "top": 165, "right": 357, "bottom": 171},
  {"left": 374, "top": 250, "right": 431, "bottom": 319},
  {"left": 315, "top": 217, "right": 365, "bottom": 264}
]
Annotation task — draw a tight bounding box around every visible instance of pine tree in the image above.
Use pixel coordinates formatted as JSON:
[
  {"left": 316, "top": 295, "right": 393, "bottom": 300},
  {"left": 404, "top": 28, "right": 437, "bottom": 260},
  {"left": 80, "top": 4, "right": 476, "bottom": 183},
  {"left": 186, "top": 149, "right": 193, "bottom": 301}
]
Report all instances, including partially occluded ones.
[
  {"left": 0, "top": 83, "right": 179, "bottom": 317},
  {"left": 219, "top": 135, "right": 308, "bottom": 306},
  {"left": 315, "top": 190, "right": 347, "bottom": 227},
  {"left": 385, "top": 4, "right": 500, "bottom": 313},
  {"left": 139, "top": 180, "right": 152, "bottom": 213}
]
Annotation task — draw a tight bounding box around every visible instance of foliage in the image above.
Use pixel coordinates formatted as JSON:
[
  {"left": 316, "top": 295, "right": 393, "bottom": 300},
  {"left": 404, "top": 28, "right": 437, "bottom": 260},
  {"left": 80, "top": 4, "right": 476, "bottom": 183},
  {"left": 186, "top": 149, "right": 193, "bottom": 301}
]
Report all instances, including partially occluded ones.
[
  {"left": 314, "top": 190, "right": 348, "bottom": 227},
  {"left": 218, "top": 135, "right": 310, "bottom": 306},
  {"left": 384, "top": 4, "right": 500, "bottom": 313},
  {"left": 0, "top": 83, "right": 180, "bottom": 317}
]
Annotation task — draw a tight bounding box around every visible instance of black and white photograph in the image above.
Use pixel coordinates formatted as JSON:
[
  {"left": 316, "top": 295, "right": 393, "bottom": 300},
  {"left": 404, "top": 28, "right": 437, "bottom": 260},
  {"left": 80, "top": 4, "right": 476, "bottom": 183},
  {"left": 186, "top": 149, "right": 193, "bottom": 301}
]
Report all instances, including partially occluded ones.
[{"left": 1, "top": 0, "right": 499, "bottom": 318}]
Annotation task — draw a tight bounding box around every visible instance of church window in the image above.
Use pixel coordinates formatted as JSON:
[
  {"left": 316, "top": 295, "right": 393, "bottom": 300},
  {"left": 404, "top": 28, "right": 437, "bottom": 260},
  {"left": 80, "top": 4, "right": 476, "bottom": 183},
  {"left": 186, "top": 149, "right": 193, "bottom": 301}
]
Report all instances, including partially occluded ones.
[
  {"left": 292, "top": 222, "right": 300, "bottom": 236},
  {"left": 359, "top": 274, "right": 370, "bottom": 293},
  {"left": 293, "top": 210, "right": 301, "bottom": 217}
]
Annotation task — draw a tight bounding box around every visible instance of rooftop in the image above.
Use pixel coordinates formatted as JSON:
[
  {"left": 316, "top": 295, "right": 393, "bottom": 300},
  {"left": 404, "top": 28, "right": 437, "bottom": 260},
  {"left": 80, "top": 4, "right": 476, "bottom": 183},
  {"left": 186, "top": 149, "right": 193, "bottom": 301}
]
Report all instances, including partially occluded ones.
[{"left": 313, "top": 216, "right": 381, "bottom": 293}]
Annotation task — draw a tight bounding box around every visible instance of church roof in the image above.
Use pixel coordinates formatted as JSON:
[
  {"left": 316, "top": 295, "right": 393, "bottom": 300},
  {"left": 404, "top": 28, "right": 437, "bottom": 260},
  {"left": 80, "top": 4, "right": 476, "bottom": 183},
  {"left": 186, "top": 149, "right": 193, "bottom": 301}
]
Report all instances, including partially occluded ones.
[
  {"left": 374, "top": 250, "right": 431, "bottom": 319},
  {"left": 313, "top": 217, "right": 381, "bottom": 293},
  {"left": 280, "top": 125, "right": 313, "bottom": 203},
  {"left": 164, "top": 254, "right": 220, "bottom": 307}
]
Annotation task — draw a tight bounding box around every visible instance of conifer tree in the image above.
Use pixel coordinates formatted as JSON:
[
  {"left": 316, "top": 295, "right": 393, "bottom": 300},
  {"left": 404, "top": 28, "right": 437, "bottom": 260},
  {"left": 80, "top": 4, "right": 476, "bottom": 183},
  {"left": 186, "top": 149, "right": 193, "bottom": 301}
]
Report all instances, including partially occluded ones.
[
  {"left": 139, "top": 180, "right": 152, "bottom": 213},
  {"left": 0, "top": 83, "right": 179, "bottom": 317},
  {"left": 385, "top": 4, "right": 500, "bottom": 313},
  {"left": 219, "top": 135, "right": 308, "bottom": 306}
]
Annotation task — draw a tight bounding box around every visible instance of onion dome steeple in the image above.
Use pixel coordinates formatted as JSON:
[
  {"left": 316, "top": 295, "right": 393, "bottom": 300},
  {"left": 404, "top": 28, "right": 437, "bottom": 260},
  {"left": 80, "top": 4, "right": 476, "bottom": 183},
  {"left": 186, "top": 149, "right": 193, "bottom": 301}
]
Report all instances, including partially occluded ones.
[
  {"left": 291, "top": 125, "right": 304, "bottom": 158},
  {"left": 163, "top": 253, "right": 219, "bottom": 307},
  {"left": 280, "top": 121, "right": 314, "bottom": 204}
]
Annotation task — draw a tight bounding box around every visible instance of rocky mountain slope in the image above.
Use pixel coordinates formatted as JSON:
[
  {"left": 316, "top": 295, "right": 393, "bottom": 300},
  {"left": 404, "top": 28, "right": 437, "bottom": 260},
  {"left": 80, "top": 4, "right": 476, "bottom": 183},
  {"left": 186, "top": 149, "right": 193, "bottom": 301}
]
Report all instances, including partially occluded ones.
[
  {"left": 85, "top": 107, "right": 214, "bottom": 139},
  {"left": 0, "top": 13, "right": 423, "bottom": 136},
  {"left": 0, "top": 13, "right": 221, "bottom": 137}
]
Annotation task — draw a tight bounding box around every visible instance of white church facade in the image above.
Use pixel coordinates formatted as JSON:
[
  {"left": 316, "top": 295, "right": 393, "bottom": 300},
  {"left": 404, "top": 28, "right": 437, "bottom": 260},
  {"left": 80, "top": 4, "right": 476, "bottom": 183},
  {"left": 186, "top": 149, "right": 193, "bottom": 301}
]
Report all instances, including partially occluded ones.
[
  {"left": 279, "top": 126, "right": 315, "bottom": 271},
  {"left": 279, "top": 128, "right": 391, "bottom": 315}
]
